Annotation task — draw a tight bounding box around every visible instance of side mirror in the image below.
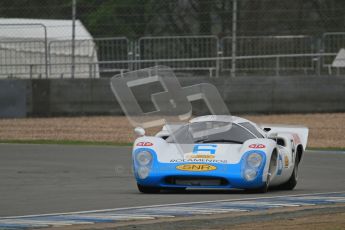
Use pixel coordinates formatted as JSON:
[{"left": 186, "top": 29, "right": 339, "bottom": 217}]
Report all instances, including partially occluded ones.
[
  {"left": 268, "top": 133, "right": 278, "bottom": 139},
  {"left": 134, "top": 127, "right": 145, "bottom": 137}
]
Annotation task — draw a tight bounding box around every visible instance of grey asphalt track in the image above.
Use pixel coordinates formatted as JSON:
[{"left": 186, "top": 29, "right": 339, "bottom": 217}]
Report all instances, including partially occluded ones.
[{"left": 0, "top": 144, "right": 344, "bottom": 217}]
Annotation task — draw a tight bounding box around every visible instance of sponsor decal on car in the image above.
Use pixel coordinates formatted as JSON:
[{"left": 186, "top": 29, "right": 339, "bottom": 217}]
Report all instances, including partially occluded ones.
[
  {"left": 193, "top": 144, "right": 217, "bottom": 154},
  {"left": 170, "top": 159, "right": 227, "bottom": 164},
  {"left": 249, "top": 144, "right": 266, "bottom": 149},
  {"left": 136, "top": 142, "right": 153, "bottom": 146},
  {"left": 176, "top": 164, "right": 217, "bottom": 172},
  {"left": 284, "top": 155, "right": 289, "bottom": 168},
  {"left": 187, "top": 154, "right": 215, "bottom": 159}
]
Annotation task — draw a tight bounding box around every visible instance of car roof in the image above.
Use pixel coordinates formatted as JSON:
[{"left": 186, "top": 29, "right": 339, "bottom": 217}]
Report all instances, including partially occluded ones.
[
  {"left": 190, "top": 115, "right": 251, "bottom": 125},
  {"left": 190, "top": 115, "right": 266, "bottom": 137}
]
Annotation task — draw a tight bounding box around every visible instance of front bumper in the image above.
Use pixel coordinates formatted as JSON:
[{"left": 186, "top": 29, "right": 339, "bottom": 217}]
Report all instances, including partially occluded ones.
[
  {"left": 135, "top": 160, "right": 266, "bottom": 190},
  {"left": 134, "top": 148, "right": 267, "bottom": 190}
]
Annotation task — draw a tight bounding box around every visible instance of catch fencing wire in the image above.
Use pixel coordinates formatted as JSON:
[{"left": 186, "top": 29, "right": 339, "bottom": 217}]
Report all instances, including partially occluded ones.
[
  {"left": 71, "top": 0, "right": 77, "bottom": 79},
  {"left": 231, "top": 0, "right": 238, "bottom": 77},
  {"left": 0, "top": 0, "right": 345, "bottom": 77}
]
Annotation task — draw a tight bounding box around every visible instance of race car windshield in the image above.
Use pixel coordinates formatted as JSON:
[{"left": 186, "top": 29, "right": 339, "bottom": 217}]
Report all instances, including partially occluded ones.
[{"left": 166, "top": 121, "right": 256, "bottom": 144}]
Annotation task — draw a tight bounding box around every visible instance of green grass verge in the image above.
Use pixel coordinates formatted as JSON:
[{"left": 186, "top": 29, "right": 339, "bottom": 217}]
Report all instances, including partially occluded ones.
[
  {"left": 0, "top": 139, "right": 132, "bottom": 146},
  {"left": 306, "top": 147, "right": 345, "bottom": 151}
]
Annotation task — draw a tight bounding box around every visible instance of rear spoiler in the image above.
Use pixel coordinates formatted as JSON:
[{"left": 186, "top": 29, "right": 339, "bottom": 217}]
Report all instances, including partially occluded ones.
[{"left": 258, "top": 124, "right": 309, "bottom": 150}]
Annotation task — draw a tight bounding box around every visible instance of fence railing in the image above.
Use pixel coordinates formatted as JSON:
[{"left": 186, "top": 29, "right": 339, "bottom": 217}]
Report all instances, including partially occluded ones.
[
  {"left": 0, "top": 53, "right": 338, "bottom": 79},
  {"left": 0, "top": 23, "right": 49, "bottom": 78},
  {"left": 94, "top": 37, "right": 130, "bottom": 73},
  {"left": 48, "top": 39, "right": 98, "bottom": 78},
  {"left": 221, "top": 36, "right": 315, "bottom": 72},
  {"left": 322, "top": 32, "right": 345, "bottom": 74},
  {"left": 0, "top": 40, "right": 47, "bottom": 77},
  {"left": 138, "top": 36, "right": 219, "bottom": 72},
  {"left": 0, "top": 33, "right": 344, "bottom": 78}
]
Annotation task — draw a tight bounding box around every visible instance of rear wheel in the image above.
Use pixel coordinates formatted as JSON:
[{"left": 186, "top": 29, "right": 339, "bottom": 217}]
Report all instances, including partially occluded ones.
[
  {"left": 276, "top": 154, "right": 299, "bottom": 190},
  {"left": 137, "top": 183, "right": 161, "bottom": 193}
]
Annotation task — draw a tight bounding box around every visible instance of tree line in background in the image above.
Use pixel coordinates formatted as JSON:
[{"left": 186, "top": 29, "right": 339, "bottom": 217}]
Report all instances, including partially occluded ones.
[{"left": 0, "top": 0, "right": 344, "bottom": 38}]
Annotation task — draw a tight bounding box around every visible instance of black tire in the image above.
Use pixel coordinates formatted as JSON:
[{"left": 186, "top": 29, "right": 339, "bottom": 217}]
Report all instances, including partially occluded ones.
[
  {"left": 137, "top": 183, "right": 161, "bottom": 193},
  {"left": 276, "top": 154, "right": 299, "bottom": 190}
]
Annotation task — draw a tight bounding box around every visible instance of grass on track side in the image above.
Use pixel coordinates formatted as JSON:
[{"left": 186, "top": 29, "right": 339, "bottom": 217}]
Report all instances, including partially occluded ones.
[{"left": 0, "top": 139, "right": 132, "bottom": 146}]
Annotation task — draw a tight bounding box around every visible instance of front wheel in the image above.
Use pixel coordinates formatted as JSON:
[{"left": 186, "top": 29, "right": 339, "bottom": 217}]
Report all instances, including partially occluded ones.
[
  {"left": 250, "top": 173, "right": 270, "bottom": 193},
  {"left": 137, "top": 183, "right": 161, "bottom": 193},
  {"left": 248, "top": 152, "right": 275, "bottom": 194}
]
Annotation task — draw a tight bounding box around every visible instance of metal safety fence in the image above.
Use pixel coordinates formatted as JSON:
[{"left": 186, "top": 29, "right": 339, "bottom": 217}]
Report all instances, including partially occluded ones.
[
  {"left": 137, "top": 36, "right": 219, "bottom": 75},
  {"left": 94, "top": 37, "right": 131, "bottom": 73},
  {"left": 221, "top": 36, "right": 315, "bottom": 74},
  {"left": 322, "top": 32, "right": 345, "bottom": 74},
  {"left": 0, "top": 40, "right": 47, "bottom": 78},
  {"left": 48, "top": 39, "right": 98, "bottom": 78},
  {"left": 0, "top": 33, "right": 344, "bottom": 78},
  {"left": 0, "top": 23, "right": 48, "bottom": 78}
]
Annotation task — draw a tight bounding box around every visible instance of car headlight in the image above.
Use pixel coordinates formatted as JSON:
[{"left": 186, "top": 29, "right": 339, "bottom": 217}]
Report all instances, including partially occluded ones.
[
  {"left": 244, "top": 168, "right": 257, "bottom": 181},
  {"left": 137, "top": 166, "right": 150, "bottom": 179},
  {"left": 247, "top": 152, "right": 262, "bottom": 168},
  {"left": 136, "top": 151, "right": 152, "bottom": 166}
]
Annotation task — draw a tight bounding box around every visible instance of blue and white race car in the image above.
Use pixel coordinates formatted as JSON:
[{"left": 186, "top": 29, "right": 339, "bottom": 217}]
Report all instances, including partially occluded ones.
[{"left": 132, "top": 115, "right": 308, "bottom": 193}]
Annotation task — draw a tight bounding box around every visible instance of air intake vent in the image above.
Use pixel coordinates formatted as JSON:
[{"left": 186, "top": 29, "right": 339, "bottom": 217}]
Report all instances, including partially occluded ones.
[{"left": 165, "top": 176, "right": 228, "bottom": 186}]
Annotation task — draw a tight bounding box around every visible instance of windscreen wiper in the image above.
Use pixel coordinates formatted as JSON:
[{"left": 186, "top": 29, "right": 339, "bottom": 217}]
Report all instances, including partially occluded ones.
[
  {"left": 200, "top": 139, "right": 243, "bottom": 144},
  {"left": 194, "top": 138, "right": 208, "bottom": 143}
]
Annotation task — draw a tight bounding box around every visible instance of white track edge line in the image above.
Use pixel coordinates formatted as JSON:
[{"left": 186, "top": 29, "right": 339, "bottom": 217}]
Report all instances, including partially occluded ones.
[{"left": 1, "top": 191, "right": 344, "bottom": 219}]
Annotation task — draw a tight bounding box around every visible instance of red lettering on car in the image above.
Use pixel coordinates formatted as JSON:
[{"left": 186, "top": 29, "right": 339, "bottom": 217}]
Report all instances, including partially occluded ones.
[
  {"left": 136, "top": 142, "right": 153, "bottom": 146},
  {"left": 249, "top": 144, "right": 266, "bottom": 148}
]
